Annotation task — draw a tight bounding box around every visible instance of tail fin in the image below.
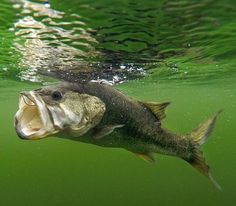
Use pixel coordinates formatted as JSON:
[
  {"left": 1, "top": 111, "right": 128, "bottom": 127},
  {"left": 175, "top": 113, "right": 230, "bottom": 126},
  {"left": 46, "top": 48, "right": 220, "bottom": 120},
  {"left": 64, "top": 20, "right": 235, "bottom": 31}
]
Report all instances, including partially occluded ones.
[{"left": 184, "top": 110, "right": 222, "bottom": 190}]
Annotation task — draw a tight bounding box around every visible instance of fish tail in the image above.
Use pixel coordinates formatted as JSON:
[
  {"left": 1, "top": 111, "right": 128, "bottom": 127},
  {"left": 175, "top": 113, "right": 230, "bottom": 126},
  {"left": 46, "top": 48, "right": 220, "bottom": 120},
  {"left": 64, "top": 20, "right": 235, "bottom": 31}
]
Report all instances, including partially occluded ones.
[{"left": 184, "top": 110, "right": 223, "bottom": 190}]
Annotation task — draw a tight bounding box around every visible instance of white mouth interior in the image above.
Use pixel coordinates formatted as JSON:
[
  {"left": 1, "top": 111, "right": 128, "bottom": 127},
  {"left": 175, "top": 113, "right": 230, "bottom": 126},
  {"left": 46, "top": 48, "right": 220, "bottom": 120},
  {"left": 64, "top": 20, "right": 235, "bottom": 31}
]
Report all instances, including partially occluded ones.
[
  {"left": 15, "top": 91, "right": 55, "bottom": 139},
  {"left": 20, "top": 96, "right": 43, "bottom": 136}
]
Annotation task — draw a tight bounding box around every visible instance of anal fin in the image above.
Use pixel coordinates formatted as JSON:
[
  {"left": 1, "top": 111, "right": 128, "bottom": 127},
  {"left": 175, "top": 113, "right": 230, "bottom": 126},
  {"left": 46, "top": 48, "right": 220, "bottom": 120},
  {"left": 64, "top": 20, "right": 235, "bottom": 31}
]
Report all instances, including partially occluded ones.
[{"left": 135, "top": 153, "right": 155, "bottom": 163}]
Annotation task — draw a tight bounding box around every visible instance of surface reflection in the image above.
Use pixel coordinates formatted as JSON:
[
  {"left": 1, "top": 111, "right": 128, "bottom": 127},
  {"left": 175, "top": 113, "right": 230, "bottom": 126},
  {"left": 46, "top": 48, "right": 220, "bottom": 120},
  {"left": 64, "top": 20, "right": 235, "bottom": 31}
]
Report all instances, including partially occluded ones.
[{"left": 7, "top": 0, "right": 236, "bottom": 83}]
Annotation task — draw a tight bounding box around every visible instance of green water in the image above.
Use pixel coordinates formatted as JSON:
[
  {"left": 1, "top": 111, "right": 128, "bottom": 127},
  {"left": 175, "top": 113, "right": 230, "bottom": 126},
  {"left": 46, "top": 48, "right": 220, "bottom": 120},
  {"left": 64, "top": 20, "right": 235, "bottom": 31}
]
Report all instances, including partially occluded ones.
[{"left": 0, "top": 0, "right": 236, "bottom": 205}]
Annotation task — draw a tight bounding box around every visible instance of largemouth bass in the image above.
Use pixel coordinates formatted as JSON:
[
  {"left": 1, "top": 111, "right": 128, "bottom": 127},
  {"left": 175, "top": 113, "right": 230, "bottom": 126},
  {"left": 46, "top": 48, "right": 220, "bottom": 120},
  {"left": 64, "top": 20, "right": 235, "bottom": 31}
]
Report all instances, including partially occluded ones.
[{"left": 14, "top": 82, "right": 222, "bottom": 189}]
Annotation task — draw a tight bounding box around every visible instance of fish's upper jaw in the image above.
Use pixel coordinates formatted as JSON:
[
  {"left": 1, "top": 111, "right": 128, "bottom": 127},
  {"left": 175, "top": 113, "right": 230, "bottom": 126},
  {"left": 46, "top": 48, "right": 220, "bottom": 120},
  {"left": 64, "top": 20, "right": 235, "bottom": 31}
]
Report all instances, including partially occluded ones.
[{"left": 14, "top": 91, "right": 57, "bottom": 140}]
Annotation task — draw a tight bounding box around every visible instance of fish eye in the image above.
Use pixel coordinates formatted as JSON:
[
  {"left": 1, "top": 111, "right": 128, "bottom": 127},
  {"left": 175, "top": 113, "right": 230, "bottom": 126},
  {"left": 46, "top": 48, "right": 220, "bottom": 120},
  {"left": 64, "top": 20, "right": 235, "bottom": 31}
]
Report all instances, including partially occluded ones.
[{"left": 51, "top": 91, "right": 62, "bottom": 101}]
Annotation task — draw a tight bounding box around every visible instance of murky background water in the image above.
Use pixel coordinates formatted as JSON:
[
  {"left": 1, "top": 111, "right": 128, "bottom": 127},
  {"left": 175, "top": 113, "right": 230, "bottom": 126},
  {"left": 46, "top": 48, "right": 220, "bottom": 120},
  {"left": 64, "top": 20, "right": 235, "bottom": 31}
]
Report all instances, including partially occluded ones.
[{"left": 0, "top": 0, "right": 236, "bottom": 205}]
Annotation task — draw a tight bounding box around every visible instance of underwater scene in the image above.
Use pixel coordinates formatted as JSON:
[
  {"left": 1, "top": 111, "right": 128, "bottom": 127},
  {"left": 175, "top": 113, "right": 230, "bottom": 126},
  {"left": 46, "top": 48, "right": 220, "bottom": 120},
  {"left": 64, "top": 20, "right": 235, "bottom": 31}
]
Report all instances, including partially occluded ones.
[{"left": 0, "top": 0, "right": 236, "bottom": 205}]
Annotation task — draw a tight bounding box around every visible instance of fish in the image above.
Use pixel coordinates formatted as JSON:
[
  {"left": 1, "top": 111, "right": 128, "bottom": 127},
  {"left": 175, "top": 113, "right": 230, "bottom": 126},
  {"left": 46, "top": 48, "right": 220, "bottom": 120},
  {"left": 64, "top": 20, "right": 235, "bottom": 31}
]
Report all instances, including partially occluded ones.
[{"left": 14, "top": 81, "right": 222, "bottom": 189}]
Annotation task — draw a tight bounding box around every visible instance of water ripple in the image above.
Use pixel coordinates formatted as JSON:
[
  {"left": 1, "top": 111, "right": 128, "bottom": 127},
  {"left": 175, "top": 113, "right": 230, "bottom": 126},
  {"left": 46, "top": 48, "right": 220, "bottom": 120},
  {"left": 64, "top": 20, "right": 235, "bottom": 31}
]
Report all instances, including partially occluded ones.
[{"left": 0, "top": 0, "right": 236, "bottom": 83}]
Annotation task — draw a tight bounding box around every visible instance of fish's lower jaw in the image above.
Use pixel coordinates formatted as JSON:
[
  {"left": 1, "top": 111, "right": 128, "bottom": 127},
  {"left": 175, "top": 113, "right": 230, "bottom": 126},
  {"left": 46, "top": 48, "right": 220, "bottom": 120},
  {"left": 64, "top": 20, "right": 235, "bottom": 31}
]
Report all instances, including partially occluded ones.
[
  {"left": 14, "top": 109, "right": 57, "bottom": 140},
  {"left": 16, "top": 128, "right": 59, "bottom": 140},
  {"left": 15, "top": 112, "right": 59, "bottom": 139}
]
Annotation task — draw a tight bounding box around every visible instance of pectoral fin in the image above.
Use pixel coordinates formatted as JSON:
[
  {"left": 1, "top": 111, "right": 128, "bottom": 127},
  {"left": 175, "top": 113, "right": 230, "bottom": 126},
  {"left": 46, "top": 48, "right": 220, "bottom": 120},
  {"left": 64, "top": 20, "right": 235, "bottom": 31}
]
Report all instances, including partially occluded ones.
[
  {"left": 135, "top": 153, "right": 155, "bottom": 163},
  {"left": 93, "top": 124, "right": 124, "bottom": 139},
  {"left": 140, "top": 101, "right": 170, "bottom": 120}
]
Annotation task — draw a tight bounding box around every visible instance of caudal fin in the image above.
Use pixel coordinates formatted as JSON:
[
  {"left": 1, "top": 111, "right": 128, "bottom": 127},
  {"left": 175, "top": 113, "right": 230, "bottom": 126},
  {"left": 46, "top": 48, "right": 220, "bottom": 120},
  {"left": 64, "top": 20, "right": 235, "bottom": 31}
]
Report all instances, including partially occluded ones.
[{"left": 184, "top": 110, "right": 222, "bottom": 190}]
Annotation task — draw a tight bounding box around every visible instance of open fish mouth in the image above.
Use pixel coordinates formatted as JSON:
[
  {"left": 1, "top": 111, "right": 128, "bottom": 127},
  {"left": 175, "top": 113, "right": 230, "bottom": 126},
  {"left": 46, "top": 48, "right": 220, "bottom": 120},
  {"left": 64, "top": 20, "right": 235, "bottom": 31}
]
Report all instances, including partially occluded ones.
[{"left": 14, "top": 91, "right": 56, "bottom": 140}]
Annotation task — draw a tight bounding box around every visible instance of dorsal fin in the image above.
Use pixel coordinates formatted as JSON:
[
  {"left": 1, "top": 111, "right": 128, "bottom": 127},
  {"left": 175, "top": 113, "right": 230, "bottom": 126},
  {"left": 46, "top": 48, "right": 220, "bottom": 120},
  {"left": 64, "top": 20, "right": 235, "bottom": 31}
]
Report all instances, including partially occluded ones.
[{"left": 140, "top": 101, "right": 170, "bottom": 120}]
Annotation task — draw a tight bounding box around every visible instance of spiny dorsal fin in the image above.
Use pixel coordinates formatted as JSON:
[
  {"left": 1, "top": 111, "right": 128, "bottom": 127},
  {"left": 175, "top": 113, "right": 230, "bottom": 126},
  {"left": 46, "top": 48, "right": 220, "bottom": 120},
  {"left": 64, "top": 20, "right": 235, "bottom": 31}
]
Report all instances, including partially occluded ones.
[
  {"left": 135, "top": 153, "right": 155, "bottom": 163},
  {"left": 140, "top": 101, "right": 170, "bottom": 120}
]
